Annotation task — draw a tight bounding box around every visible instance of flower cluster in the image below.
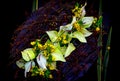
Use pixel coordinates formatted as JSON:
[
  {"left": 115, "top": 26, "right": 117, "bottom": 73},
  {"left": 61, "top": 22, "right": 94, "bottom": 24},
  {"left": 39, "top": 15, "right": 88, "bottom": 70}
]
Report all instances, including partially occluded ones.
[{"left": 16, "top": 2, "right": 100, "bottom": 79}]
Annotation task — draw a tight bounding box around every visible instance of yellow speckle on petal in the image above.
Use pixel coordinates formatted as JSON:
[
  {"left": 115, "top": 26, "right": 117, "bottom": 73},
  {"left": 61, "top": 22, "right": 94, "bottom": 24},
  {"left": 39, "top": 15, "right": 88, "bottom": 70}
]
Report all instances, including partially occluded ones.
[
  {"left": 43, "top": 50, "right": 47, "bottom": 57},
  {"left": 73, "top": 22, "right": 81, "bottom": 31},
  {"left": 48, "top": 64, "right": 56, "bottom": 70},
  {"left": 62, "top": 40, "right": 68, "bottom": 44},
  {"left": 58, "top": 37, "right": 62, "bottom": 41},
  {"left": 38, "top": 43, "right": 43, "bottom": 50},
  {"left": 96, "top": 27, "right": 100, "bottom": 32},
  {"left": 39, "top": 70, "right": 44, "bottom": 76},
  {"left": 93, "top": 17, "right": 97, "bottom": 23},
  {"left": 49, "top": 74, "right": 53, "bottom": 79},
  {"left": 51, "top": 49, "right": 55, "bottom": 53},
  {"left": 30, "top": 41, "right": 36, "bottom": 46},
  {"left": 52, "top": 57, "right": 56, "bottom": 61},
  {"left": 107, "top": 46, "right": 110, "bottom": 50}
]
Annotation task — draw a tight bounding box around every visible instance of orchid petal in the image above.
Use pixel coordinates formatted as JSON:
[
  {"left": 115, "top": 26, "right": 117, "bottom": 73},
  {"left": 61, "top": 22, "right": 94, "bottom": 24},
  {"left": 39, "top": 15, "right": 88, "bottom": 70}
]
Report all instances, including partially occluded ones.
[
  {"left": 37, "top": 54, "right": 47, "bottom": 69},
  {"left": 71, "top": 16, "right": 77, "bottom": 24},
  {"left": 80, "top": 2, "right": 87, "bottom": 18},
  {"left": 64, "top": 43, "right": 76, "bottom": 57},
  {"left": 60, "top": 16, "right": 76, "bottom": 31},
  {"left": 24, "top": 61, "right": 35, "bottom": 77},
  {"left": 51, "top": 48, "right": 66, "bottom": 62},
  {"left": 81, "top": 8, "right": 86, "bottom": 18},
  {"left": 21, "top": 48, "right": 35, "bottom": 61},
  {"left": 16, "top": 58, "right": 25, "bottom": 69},
  {"left": 72, "top": 31, "right": 87, "bottom": 43},
  {"left": 81, "top": 17, "right": 94, "bottom": 28},
  {"left": 60, "top": 24, "right": 72, "bottom": 31},
  {"left": 60, "top": 46, "right": 67, "bottom": 54},
  {"left": 81, "top": 28, "right": 92, "bottom": 37},
  {"left": 46, "top": 31, "right": 58, "bottom": 42}
]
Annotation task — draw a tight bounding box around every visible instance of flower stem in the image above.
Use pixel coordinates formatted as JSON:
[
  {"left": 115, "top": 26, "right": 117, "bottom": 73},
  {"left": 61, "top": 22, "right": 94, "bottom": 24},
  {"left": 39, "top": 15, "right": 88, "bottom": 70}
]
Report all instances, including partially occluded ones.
[
  {"left": 32, "top": 0, "right": 38, "bottom": 12},
  {"left": 97, "top": 0, "right": 102, "bottom": 81},
  {"left": 103, "top": 27, "right": 112, "bottom": 81}
]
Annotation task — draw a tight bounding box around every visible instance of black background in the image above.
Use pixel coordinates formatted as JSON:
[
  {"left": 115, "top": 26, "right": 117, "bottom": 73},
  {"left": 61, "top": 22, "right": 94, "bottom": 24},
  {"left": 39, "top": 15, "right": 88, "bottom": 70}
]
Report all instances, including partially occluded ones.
[{"left": 1, "top": 0, "right": 112, "bottom": 81}]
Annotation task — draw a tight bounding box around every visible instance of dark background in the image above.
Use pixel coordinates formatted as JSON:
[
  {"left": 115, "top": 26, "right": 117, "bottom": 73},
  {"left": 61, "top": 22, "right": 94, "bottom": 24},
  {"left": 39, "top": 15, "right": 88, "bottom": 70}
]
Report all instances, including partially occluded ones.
[{"left": 1, "top": 0, "right": 112, "bottom": 81}]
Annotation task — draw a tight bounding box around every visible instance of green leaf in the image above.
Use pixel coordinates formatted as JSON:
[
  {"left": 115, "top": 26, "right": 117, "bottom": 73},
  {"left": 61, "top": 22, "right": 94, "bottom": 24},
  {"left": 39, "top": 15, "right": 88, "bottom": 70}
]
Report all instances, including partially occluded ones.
[
  {"left": 51, "top": 48, "right": 66, "bottom": 62},
  {"left": 96, "top": 16, "right": 102, "bottom": 27},
  {"left": 72, "top": 31, "right": 87, "bottom": 43},
  {"left": 64, "top": 43, "right": 76, "bottom": 57},
  {"left": 21, "top": 48, "right": 36, "bottom": 61},
  {"left": 75, "top": 2, "right": 79, "bottom": 7},
  {"left": 44, "top": 69, "right": 51, "bottom": 78}
]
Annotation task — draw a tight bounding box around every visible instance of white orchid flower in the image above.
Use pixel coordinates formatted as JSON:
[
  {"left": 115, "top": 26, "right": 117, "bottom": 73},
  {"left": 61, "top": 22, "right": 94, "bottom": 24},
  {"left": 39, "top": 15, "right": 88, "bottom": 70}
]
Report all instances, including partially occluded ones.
[
  {"left": 71, "top": 17, "right": 94, "bottom": 43},
  {"left": 36, "top": 54, "right": 47, "bottom": 69},
  {"left": 24, "top": 61, "right": 35, "bottom": 77}
]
